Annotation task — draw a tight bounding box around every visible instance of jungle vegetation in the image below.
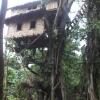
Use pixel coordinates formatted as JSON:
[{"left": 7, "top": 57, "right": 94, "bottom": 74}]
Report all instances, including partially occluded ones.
[{"left": 0, "top": 0, "right": 100, "bottom": 100}]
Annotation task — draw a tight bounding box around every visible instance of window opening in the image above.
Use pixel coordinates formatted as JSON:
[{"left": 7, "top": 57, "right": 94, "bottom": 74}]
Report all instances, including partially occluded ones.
[
  {"left": 30, "top": 21, "right": 36, "bottom": 29},
  {"left": 17, "top": 23, "right": 22, "bottom": 31}
]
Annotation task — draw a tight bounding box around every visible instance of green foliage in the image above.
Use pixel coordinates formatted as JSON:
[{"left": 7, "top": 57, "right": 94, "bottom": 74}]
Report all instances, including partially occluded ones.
[
  {"left": 4, "top": 7, "right": 88, "bottom": 99},
  {"left": 61, "top": 22, "right": 86, "bottom": 98},
  {"left": 4, "top": 47, "right": 31, "bottom": 99},
  {"left": 7, "top": 67, "right": 29, "bottom": 99},
  {"left": 5, "top": 23, "right": 86, "bottom": 99},
  {"left": 62, "top": 39, "right": 82, "bottom": 88}
]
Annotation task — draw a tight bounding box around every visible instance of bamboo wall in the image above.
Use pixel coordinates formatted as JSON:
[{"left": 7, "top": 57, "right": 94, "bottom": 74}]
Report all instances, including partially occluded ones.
[
  {"left": 46, "top": 1, "right": 58, "bottom": 11},
  {"left": 7, "top": 18, "right": 45, "bottom": 38},
  {"left": 6, "top": 1, "right": 58, "bottom": 38}
]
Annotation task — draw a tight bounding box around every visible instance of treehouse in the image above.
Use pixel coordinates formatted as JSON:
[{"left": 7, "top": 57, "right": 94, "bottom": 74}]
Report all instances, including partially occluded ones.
[{"left": 5, "top": 0, "right": 58, "bottom": 52}]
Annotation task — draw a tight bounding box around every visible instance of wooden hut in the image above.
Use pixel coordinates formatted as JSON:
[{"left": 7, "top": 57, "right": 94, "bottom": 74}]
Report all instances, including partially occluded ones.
[
  {"left": 5, "top": 0, "right": 58, "bottom": 51},
  {"left": 5, "top": 0, "right": 58, "bottom": 38}
]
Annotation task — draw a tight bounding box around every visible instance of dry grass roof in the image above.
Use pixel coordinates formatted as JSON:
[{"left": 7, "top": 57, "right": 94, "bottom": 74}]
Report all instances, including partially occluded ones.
[{"left": 8, "top": 0, "right": 41, "bottom": 10}]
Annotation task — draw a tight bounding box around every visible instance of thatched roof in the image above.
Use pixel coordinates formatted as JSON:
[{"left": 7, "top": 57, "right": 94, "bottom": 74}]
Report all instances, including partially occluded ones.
[
  {"left": 5, "top": 0, "right": 58, "bottom": 24},
  {"left": 5, "top": 9, "right": 44, "bottom": 24},
  {"left": 8, "top": 0, "right": 41, "bottom": 10}
]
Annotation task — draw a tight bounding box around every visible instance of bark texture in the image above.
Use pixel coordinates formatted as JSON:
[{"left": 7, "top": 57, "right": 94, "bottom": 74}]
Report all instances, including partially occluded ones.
[
  {"left": 86, "top": 0, "right": 100, "bottom": 100},
  {"left": 0, "top": 0, "right": 7, "bottom": 99}
]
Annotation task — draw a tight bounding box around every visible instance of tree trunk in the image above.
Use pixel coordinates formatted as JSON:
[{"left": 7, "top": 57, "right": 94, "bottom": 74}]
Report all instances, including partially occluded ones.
[
  {"left": 49, "top": 0, "right": 74, "bottom": 99},
  {"left": 86, "top": 0, "right": 100, "bottom": 100},
  {"left": 0, "top": 0, "right": 7, "bottom": 99},
  {"left": 60, "top": 71, "right": 66, "bottom": 100},
  {"left": 3, "top": 64, "right": 8, "bottom": 100}
]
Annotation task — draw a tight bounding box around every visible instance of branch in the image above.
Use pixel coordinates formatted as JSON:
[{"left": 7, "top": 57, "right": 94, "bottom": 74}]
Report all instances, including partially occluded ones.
[
  {"left": 26, "top": 56, "right": 43, "bottom": 66},
  {"left": 53, "top": 0, "right": 74, "bottom": 30},
  {"left": 28, "top": 33, "right": 44, "bottom": 48},
  {"left": 53, "top": 81, "right": 60, "bottom": 90},
  {"left": 53, "top": 0, "right": 62, "bottom": 29}
]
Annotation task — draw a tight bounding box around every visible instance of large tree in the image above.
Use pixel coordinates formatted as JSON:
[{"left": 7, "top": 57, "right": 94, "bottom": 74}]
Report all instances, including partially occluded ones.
[{"left": 86, "top": 0, "right": 100, "bottom": 100}]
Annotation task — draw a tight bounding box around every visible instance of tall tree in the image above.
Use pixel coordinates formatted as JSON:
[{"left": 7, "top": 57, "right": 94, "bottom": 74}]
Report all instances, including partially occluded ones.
[
  {"left": 86, "top": 0, "right": 100, "bottom": 100},
  {"left": 0, "top": 0, "right": 7, "bottom": 99},
  {"left": 46, "top": 0, "right": 74, "bottom": 100}
]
